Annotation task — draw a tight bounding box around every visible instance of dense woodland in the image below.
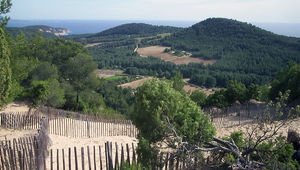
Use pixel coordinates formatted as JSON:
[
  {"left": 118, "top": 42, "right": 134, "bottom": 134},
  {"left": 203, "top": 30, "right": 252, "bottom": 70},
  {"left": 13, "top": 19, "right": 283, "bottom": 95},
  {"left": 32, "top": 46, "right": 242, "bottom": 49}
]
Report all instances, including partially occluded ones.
[
  {"left": 68, "top": 19, "right": 300, "bottom": 88},
  {"left": 1, "top": 1, "right": 300, "bottom": 168}
]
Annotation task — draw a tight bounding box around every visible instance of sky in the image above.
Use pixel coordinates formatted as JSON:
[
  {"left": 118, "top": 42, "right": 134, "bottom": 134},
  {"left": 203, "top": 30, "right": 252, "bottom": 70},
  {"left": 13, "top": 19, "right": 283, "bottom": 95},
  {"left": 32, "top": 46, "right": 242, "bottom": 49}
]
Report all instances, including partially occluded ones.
[{"left": 9, "top": 0, "right": 300, "bottom": 23}]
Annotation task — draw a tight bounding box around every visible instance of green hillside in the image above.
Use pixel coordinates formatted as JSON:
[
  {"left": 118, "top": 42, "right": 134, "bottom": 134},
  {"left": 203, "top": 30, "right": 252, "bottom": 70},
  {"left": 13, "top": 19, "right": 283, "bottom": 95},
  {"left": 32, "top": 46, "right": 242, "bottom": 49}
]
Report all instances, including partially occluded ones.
[
  {"left": 94, "top": 23, "right": 182, "bottom": 36},
  {"left": 6, "top": 25, "right": 69, "bottom": 39},
  {"left": 160, "top": 18, "right": 300, "bottom": 75},
  {"left": 65, "top": 23, "right": 183, "bottom": 44}
]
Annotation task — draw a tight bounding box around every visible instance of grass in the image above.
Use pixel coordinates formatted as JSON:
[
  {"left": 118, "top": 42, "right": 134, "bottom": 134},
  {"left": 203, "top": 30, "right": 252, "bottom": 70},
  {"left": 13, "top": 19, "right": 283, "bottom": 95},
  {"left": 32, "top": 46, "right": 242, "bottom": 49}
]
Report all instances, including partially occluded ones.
[{"left": 103, "top": 75, "right": 124, "bottom": 80}]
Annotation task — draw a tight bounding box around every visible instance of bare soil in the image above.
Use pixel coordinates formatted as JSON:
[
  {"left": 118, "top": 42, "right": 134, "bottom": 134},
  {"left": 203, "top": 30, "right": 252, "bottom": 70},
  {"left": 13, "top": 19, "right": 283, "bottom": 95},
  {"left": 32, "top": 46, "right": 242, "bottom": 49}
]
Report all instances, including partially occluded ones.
[
  {"left": 94, "top": 69, "right": 124, "bottom": 78},
  {"left": 137, "top": 46, "right": 216, "bottom": 65},
  {"left": 84, "top": 42, "right": 103, "bottom": 48}
]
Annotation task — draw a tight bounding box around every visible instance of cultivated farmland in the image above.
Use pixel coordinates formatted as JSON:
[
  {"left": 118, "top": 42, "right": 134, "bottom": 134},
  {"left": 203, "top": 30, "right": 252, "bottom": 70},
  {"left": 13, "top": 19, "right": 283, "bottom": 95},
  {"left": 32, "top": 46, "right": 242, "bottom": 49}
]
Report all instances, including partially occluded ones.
[{"left": 137, "top": 46, "right": 216, "bottom": 65}]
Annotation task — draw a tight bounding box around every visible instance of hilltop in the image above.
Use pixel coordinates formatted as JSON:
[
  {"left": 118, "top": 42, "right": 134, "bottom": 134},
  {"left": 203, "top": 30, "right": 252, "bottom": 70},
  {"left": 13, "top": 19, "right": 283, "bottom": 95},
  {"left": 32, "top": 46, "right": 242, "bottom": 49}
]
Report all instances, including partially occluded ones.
[
  {"left": 6, "top": 25, "right": 69, "bottom": 39},
  {"left": 65, "top": 23, "right": 183, "bottom": 44},
  {"left": 93, "top": 23, "right": 182, "bottom": 36}
]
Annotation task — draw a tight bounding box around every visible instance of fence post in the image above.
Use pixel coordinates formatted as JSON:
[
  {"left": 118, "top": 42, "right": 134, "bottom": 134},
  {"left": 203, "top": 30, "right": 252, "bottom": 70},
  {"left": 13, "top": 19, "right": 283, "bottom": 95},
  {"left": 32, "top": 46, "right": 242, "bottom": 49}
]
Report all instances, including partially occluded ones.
[
  {"left": 81, "top": 147, "right": 85, "bottom": 170},
  {"left": 62, "top": 149, "right": 66, "bottom": 170},
  {"left": 74, "top": 147, "right": 78, "bottom": 170},
  {"left": 93, "top": 146, "right": 97, "bottom": 170},
  {"left": 87, "top": 146, "right": 91, "bottom": 170},
  {"left": 57, "top": 149, "right": 60, "bottom": 170},
  {"left": 69, "top": 148, "right": 72, "bottom": 170},
  {"left": 99, "top": 146, "right": 103, "bottom": 170},
  {"left": 126, "top": 143, "right": 130, "bottom": 165},
  {"left": 132, "top": 143, "right": 136, "bottom": 163},
  {"left": 115, "top": 143, "right": 119, "bottom": 170}
]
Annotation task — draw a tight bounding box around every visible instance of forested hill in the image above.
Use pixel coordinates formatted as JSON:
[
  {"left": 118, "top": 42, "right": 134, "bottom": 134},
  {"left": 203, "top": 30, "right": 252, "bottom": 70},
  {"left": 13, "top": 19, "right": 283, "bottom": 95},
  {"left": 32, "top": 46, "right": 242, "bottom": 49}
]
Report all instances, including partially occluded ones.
[
  {"left": 6, "top": 25, "right": 69, "bottom": 39},
  {"left": 93, "top": 23, "right": 182, "bottom": 36},
  {"left": 161, "top": 18, "right": 300, "bottom": 60},
  {"left": 65, "top": 23, "right": 183, "bottom": 44}
]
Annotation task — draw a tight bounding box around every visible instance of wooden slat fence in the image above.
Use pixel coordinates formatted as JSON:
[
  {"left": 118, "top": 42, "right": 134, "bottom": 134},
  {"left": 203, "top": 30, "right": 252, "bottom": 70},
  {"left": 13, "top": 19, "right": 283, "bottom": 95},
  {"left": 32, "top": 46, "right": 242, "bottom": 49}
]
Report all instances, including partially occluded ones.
[
  {"left": 48, "top": 142, "right": 191, "bottom": 170},
  {"left": 49, "top": 117, "right": 138, "bottom": 138},
  {"left": 0, "top": 113, "right": 138, "bottom": 138},
  {"left": 0, "top": 113, "right": 43, "bottom": 130},
  {"left": 0, "top": 118, "right": 49, "bottom": 170}
]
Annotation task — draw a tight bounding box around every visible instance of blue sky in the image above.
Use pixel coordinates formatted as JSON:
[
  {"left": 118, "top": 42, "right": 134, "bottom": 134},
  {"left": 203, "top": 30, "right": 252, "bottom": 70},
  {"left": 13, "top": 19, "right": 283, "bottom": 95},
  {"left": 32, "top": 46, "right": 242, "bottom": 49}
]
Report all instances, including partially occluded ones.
[{"left": 9, "top": 0, "right": 300, "bottom": 23}]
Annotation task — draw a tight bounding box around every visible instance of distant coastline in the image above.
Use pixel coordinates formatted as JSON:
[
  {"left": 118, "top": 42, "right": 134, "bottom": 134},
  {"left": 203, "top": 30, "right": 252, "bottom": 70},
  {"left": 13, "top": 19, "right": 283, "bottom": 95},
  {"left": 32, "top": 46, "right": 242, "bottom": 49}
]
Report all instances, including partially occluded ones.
[{"left": 7, "top": 19, "right": 300, "bottom": 37}]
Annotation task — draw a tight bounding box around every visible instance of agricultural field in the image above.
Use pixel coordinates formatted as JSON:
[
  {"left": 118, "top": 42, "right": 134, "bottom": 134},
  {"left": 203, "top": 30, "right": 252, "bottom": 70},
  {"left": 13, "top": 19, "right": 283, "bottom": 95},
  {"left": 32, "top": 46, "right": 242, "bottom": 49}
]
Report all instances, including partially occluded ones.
[
  {"left": 119, "top": 77, "right": 153, "bottom": 89},
  {"left": 137, "top": 46, "right": 216, "bottom": 65},
  {"left": 94, "top": 69, "right": 124, "bottom": 78}
]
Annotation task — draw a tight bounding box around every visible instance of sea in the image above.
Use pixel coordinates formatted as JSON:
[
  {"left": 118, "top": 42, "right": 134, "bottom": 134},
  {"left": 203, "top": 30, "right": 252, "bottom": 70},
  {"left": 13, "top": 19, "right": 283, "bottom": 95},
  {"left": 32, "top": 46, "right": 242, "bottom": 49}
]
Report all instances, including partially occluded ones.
[{"left": 6, "top": 20, "right": 300, "bottom": 38}]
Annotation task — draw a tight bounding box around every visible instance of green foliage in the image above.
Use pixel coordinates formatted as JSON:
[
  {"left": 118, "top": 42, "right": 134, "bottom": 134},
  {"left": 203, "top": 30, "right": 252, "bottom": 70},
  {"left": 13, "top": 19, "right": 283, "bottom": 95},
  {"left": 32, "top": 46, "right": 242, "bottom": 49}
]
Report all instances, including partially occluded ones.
[
  {"left": 46, "top": 79, "right": 65, "bottom": 108},
  {"left": 0, "top": 27, "right": 11, "bottom": 107},
  {"left": 258, "top": 85, "right": 270, "bottom": 101},
  {"left": 190, "top": 90, "right": 207, "bottom": 107},
  {"left": 119, "top": 161, "right": 150, "bottom": 170},
  {"left": 65, "top": 53, "right": 97, "bottom": 90},
  {"left": 95, "top": 23, "right": 182, "bottom": 36},
  {"left": 27, "top": 80, "right": 50, "bottom": 107},
  {"left": 132, "top": 79, "right": 215, "bottom": 167},
  {"left": 206, "top": 89, "right": 229, "bottom": 108},
  {"left": 29, "top": 62, "right": 59, "bottom": 81},
  {"left": 205, "top": 80, "right": 267, "bottom": 108},
  {"left": 97, "top": 79, "right": 134, "bottom": 115},
  {"left": 171, "top": 72, "right": 184, "bottom": 92},
  {"left": 246, "top": 83, "right": 260, "bottom": 100},
  {"left": 254, "top": 136, "right": 299, "bottom": 169},
  {"left": 269, "top": 62, "right": 300, "bottom": 101},
  {"left": 226, "top": 80, "right": 247, "bottom": 103},
  {"left": 0, "top": 0, "right": 11, "bottom": 27}
]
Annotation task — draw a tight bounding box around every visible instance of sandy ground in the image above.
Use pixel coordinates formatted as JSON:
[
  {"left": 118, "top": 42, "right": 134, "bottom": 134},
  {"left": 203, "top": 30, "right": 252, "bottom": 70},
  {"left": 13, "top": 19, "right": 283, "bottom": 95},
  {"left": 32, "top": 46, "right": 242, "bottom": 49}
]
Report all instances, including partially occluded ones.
[
  {"left": 0, "top": 101, "right": 30, "bottom": 113},
  {"left": 0, "top": 127, "right": 37, "bottom": 141},
  {"left": 47, "top": 135, "right": 137, "bottom": 169},
  {"left": 214, "top": 116, "right": 300, "bottom": 138},
  {"left": 137, "top": 46, "right": 216, "bottom": 65},
  {"left": 94, "top": 69, "right": 124, "bottom": 78}
]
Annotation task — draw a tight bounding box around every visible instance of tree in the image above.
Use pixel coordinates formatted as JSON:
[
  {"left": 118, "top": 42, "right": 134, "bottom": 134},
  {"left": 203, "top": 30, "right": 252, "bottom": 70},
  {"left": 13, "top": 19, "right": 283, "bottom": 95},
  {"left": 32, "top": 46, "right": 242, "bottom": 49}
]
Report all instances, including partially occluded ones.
[
  {"left": 165, "top": 91, "right": 300, "bottom": 169},
  {"left": 0, "top": 27, "right": 11, "bottom": 107},
  {"left": 29, "top": 62, "right": 59, "bottom": 81},
  {"left": 246, "top": 83, "right": 259, "bottom": 100},
  {"left": 0, "top": 0, "right": 11, "bottom": 27},
  {"left": 226, "top": 80, "right": 247, "bottom": 103},
  {"left": 205, "top": 75, "right": 216, "bottom": 88},
  {"left": 131, "top": 79, "right": 215, "bottom": 167},
  {"left": 190, "top": 90, "right": 207, "bottom": 107},
  {"left": 64, "top": 53, "right": 97, "bottom": 110},
  {"left": 171, "top": 72, "right": 184, "bottom": 92},
  {"left": 269, "top": 62, "right": 300, "bottom": 101}
]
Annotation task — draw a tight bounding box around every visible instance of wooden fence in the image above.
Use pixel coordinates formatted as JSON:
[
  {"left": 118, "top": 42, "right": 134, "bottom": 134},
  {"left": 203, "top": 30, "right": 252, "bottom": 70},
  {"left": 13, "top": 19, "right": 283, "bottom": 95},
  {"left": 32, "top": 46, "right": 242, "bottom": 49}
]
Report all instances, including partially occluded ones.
[
  {"left": 48, "top": 142, "right": 136, "bottom": 170},
  {"left": 0, "top": 113, "right": 43, "bottom": 130},
  {"left": 48, "top": 117, "right": 138, "bottom": 138},
  {"left": 0, "top": 113, "right": 138, "bottom": 138},
  {"left": 47, "top": 142, "right": 190, "bottom": 170},
  {"left": 205, "top": 102, "right": 267, "bottom": 128},
  {"left": 0, "top": 118, "right": 49, "bottom": 170}
]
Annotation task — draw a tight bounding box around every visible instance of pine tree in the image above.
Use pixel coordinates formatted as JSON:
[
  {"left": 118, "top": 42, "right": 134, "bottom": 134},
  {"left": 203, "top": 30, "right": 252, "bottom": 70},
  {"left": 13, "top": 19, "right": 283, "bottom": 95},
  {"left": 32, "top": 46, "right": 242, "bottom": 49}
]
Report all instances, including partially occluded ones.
[{"left": 0, "top": 27, "right": 11, "bottom": 107}]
